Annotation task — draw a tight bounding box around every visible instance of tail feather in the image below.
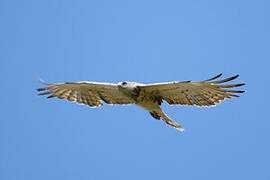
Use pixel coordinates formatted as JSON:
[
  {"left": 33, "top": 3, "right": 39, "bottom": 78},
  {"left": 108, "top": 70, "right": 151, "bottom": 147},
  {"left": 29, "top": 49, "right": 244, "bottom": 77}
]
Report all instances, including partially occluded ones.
[{"left": 150, "top": 110, "right": 184, "bottom": 132}]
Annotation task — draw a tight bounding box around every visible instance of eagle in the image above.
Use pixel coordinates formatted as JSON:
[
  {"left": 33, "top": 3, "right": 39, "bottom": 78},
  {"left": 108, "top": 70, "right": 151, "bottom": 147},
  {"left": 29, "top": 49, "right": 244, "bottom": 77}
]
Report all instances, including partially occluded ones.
[{"left": 37, "top": 74, "right": 245, "bottom": 132}]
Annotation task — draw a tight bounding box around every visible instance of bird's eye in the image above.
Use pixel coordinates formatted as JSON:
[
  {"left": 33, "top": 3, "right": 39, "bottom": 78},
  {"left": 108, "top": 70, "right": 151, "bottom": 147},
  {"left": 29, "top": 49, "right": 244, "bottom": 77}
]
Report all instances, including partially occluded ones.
[{"left": 121, "top": 81, "right": 127, "bottom": 86}]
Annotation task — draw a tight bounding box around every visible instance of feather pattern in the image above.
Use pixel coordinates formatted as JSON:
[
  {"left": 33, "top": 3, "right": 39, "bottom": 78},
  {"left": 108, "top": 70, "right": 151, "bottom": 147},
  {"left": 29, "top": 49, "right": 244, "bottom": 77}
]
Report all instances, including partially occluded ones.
[
  {"left": 37, "top": 74, "right": 245, "bottom": 131},
  {"left": 37, "top": 81, "right": 135, "bottom": 107},
  {"left": 139, "top": 74, "right": 245, "bottom": 107}
]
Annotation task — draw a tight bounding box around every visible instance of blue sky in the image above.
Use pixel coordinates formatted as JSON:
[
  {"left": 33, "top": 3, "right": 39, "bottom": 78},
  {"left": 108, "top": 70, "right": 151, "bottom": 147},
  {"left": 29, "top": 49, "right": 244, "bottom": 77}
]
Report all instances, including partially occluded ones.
[{"left": 1, "top": 0, "right": 269, "bottom": 179}]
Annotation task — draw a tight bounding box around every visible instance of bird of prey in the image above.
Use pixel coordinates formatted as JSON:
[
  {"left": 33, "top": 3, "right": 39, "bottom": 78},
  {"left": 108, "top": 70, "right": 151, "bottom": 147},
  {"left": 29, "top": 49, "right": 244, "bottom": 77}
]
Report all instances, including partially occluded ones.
[{"left": 37, "top": 74, "right": 245, "bottom": 132}]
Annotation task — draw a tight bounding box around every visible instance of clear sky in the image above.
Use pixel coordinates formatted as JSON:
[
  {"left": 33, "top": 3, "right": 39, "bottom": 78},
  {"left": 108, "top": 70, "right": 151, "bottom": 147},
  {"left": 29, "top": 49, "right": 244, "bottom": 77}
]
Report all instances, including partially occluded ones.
[{"left": 1, "top": 0, "right": 269, "bottom": 179}]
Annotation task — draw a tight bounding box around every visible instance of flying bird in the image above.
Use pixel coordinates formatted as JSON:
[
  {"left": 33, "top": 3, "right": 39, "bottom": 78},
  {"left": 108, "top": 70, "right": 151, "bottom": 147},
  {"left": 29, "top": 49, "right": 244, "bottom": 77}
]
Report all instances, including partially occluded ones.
[{"left": 37, "top": 74, "right": 245, "bottom": 132}]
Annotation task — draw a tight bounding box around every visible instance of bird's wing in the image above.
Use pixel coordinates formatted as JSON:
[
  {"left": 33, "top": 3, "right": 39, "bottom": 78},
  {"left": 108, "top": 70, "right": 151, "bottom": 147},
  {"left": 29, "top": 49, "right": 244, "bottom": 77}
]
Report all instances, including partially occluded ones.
[
  {"left": 37, "top": 81, "right": 135, "bottom": 107},
  {"left": 139, "top": 74, "right": 245, "bottom": 107}
]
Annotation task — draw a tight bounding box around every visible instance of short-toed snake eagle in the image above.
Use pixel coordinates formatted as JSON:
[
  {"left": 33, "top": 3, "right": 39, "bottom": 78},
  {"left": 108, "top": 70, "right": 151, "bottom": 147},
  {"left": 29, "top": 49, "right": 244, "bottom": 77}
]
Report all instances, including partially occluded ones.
[{"left": 37, "top": 74, "right": 245, "bottom": 131}]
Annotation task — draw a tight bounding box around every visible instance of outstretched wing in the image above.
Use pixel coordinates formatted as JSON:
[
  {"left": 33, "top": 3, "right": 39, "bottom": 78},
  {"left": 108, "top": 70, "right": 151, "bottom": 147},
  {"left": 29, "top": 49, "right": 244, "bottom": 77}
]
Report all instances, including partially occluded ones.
[
  {"left": 139, "top": 74, "right": 245, "bottom": 107},
  {"left": 37, "top": 81, "right": 135, "bottom": 107}
]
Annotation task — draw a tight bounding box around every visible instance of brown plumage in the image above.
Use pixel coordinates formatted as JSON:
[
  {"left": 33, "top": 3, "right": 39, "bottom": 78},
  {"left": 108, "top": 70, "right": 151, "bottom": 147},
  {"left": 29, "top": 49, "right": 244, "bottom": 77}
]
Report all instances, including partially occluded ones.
[
  {"left": 139, "top": 74, "right": 245, "bottom": 107},
  {"left": 37, "top": 74, "right": 245, "bottom": 131}
]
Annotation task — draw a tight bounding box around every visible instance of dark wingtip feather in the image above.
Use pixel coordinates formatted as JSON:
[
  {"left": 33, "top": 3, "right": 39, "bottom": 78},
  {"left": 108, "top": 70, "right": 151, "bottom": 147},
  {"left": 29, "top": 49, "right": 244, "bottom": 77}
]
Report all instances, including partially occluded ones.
[
  {"left": 224, "top": 90, "right": 245, "bottom": 93},
  {"left": 233, "top": 74, "right": 239, "bottom": 80},
  {"left": 204, "top": 73, "right": 223, "bottom": 82},
  {"left": 212, "top": 74, "right": 239, "bottom": 84},
  {"left": 47, "top": 95, "right": 55, "bottom": 98},
  {"left": 38, "top": 91, "right": 51, "bottom": 96},
  {"left": 217, "top": 83, "right": 245, "bottom": 88},
  {"left": 37, "top": 87, "right": 48, "bottom": 91},
  {"left": 214, "top": 73, "right": 223, "bottom": 79},
  {"left": 229, "top": 94, "right": 240, "bottom": 97},
  {"left": 235, "top": 83, "right": 245, "bottom": 87},
  {"left": 229, "top": 74, "right": 239, "bottom": 80}
]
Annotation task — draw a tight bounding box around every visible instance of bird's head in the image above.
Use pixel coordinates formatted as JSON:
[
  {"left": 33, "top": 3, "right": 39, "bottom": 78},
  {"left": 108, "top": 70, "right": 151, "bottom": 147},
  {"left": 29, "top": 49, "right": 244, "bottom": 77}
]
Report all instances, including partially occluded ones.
[
  {"left": 117, "top": 81, "right": 143, "bottom": 89},
  {"left": 118, "top": 81, "right": 128, "bottom": 87},
  {"left": 118, "top": 81, "right": 141, "bottom": 97},
  {"left": 117, "top": 81, "right": 139, "bottom": 90},
  {"left": 117, "top": 81, "right": 134, "bottom": 95},
  {"left": 117, "top": 81, "right": 132, "bottom": 89}
]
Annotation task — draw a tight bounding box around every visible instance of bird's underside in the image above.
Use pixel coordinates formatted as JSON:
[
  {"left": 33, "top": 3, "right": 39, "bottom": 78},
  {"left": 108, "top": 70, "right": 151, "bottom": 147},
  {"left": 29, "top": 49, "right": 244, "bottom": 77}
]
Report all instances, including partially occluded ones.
[{"left": 37, "top": 74, "right": 245, "bottom": 132}]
